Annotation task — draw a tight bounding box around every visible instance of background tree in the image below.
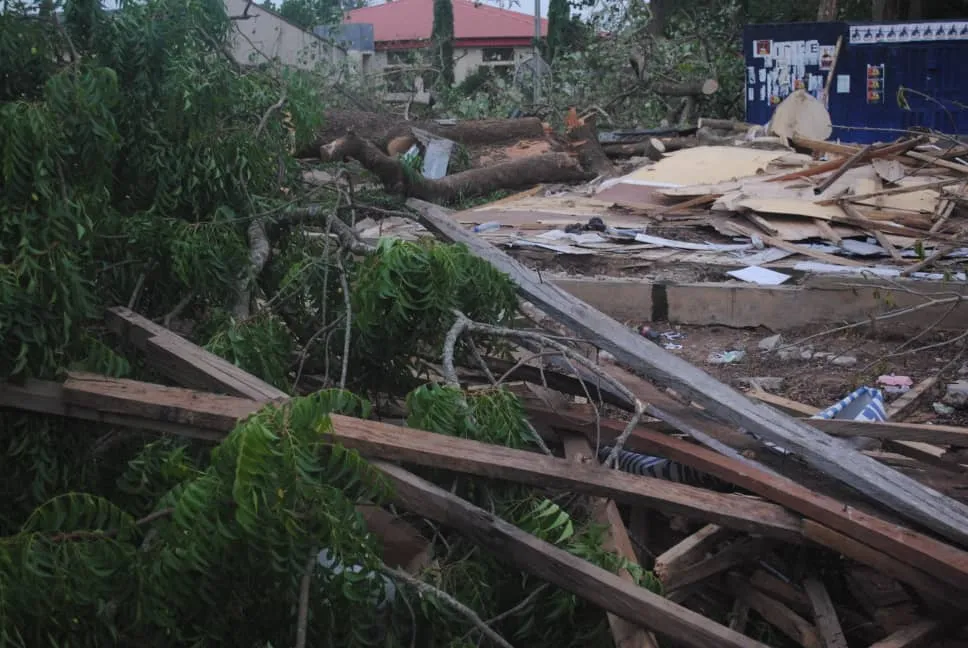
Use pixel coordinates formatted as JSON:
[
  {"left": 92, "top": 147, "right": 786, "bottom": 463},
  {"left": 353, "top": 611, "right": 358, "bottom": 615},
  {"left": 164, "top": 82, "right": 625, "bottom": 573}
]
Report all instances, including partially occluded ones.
[
  {"left": 546, "top": 0, "right": 570, "bottom": 61},
  {"left": 266, "top": 0, "right": 365, "bottom": 31},
  {"left": 432, "top": 0, "right": 455, "bottom": 87}
]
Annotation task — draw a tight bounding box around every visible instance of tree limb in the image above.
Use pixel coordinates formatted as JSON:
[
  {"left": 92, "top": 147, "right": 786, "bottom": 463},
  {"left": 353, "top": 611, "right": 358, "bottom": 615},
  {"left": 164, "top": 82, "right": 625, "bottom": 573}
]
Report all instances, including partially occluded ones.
[{"left": 321, "top": 132, "right": 594, "bottom": 203}]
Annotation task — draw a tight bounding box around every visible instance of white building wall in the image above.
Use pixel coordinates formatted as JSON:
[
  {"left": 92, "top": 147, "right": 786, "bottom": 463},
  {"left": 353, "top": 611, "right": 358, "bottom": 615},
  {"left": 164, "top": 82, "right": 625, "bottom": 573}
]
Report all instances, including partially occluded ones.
[{"left": 226, "top": 0, "right": 345, "bottom": 70}]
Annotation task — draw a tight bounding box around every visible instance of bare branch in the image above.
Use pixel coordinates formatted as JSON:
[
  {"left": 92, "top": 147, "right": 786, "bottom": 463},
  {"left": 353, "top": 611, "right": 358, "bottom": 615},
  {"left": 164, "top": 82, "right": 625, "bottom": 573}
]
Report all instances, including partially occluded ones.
[{"left": 380, "top": 564, "right": 518, "bottom": 648}]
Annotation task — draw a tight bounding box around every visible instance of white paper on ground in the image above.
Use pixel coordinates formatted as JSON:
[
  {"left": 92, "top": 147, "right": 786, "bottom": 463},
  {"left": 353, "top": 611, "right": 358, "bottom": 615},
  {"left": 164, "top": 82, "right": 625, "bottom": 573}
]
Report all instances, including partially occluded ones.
[{"left": 726, "top": 266, "right": 793, "bottom": 285}]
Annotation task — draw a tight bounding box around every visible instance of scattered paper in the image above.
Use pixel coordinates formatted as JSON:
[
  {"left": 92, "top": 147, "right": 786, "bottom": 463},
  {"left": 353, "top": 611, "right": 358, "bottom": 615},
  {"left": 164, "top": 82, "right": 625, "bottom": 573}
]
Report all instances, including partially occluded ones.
[{"left": 726, "top": 266, "right": 792, "bottom": 285}]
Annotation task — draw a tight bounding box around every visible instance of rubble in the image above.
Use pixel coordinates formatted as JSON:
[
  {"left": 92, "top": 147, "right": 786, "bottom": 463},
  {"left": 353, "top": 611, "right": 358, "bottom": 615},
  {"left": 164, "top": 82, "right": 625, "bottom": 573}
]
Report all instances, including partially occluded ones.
[{"left": 7, "top": 111, "right": 968, "bottom": 648}]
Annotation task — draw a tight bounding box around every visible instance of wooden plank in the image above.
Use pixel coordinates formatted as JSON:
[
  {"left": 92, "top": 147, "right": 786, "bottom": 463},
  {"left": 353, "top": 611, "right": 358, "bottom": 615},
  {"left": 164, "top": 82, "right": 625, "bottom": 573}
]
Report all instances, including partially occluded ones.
[
  {"left": 0, "top": 378, "right": 224, "bottom": 442},
  {"left": 803, "top": 576, "right": 849, "bottom": 648},
  {"left": 63, "top": 372, "right": 262, "bottom": 432},
  {"left": 801, "top": 521, "right": 954, "bottom": 607},
  {"left": 662, "top": 537, "right": 768, "bottom": 592},
  {"left": 561, "top": 434, "right": 659, "bottom": 648},
  {"left": 522, "top": 404, "right": 968, "bottom": 594},
  {"left": 866, "top": 620, "right": 945, "bottom": 648},
  {"left": 104, "top": 306, "right": 288, "bottom": 402},
  {"left": 729, "top": 574, "right": 823, "bottom": 648},
  {"left": 372, "top": 461, "right": 771, "bottom": 648},
  {"left": 406, "top": 198, "right": 968, "bottom": 547},
  {"left": 906, "top": 150, "right": 968, "bottom": 175},
  {"left": 887, "top": 376, "right": 940, "bottom": 422},
  {"left": 326, "top": 415, "right": 804, "bottom": 541},
  {"left": 653, "top": 524, "right": 731, "bottom": 584},
  {"left": 30, "top": 370, "right": 968, "bottom": 596}
]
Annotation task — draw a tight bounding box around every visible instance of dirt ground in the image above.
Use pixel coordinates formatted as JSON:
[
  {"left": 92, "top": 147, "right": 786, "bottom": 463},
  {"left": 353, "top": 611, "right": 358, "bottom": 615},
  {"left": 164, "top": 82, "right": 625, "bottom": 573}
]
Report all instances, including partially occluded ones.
[{"left": 621, "top": 320, "right": 967, "bottom": 426}]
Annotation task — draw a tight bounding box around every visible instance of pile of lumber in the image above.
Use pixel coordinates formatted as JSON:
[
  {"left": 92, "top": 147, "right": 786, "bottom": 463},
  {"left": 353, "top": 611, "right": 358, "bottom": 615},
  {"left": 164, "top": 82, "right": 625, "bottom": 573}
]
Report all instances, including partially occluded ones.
[{"left": 5, "top": 199, "right": 968, "bottom": 647}]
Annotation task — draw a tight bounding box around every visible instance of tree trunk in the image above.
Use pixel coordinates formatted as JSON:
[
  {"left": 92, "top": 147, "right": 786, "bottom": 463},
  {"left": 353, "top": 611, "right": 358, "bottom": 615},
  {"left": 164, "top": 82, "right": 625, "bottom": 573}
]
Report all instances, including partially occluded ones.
[
  {"left": 321, "top": 133, "right": 593, "bottom": 204},
  {"left": 817, "top": 0, "right": 838, "bottom": 21},
  {"left": 601, "top": 138, "right": 667, "bottom": 161},
  {"left": 300, "top": 112, "right": 546, "bottom": 158},
  {"left": 653, "top": 79, "right": 719, "bottom": 97},
  {"left": 647, "top": 0, "right": 668, "bottom": 37},
  {"left": 568, "top": 123, "right": 618, "bottom": 176}
]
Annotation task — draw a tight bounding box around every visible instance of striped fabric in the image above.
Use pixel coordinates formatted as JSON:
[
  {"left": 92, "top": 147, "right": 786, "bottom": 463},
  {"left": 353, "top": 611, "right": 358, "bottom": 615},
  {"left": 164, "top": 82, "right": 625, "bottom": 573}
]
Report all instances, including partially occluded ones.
[{"left": 596, "top": 446, "right": 730, "bottom": 491}]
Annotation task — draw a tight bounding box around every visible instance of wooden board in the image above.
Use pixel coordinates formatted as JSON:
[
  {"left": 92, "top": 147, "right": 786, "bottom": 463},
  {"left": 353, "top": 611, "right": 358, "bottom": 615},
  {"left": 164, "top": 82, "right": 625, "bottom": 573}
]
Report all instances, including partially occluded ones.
[
  {"left": 407, "top": 198, "right": 968, "bottom": 549},
  {"left": 326, "top": 415, "right": 803, "bottom": 541},
  {"left": 520, "top": 401, "right": 968, "bottom": 594},
  {"left": 561, "top": 434, "right": 659, "bottom": 648},
  {"left": 105, "top": 307, "right": 288, "bottom": 402},
  {"left": 618, "top": 147, "right": 794, "bottom": 187},
  {"left": 803, "top": 576, "right": 849, "bottom": 648},
  {"left": 373, "top": 461, "right": 771, "bottom": 648},
  {"left": 0, "top": 379, "right": 224, "bottom": 442}
]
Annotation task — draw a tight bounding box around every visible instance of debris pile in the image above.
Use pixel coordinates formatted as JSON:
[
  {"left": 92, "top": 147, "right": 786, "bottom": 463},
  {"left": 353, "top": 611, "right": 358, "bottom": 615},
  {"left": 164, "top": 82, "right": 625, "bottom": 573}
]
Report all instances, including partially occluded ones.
[
  {"left": 7, "top": 110, "right": 968, "bottom": 647},
  {"left": 5, "top": 183, "right": 968, "bottom": 646}
]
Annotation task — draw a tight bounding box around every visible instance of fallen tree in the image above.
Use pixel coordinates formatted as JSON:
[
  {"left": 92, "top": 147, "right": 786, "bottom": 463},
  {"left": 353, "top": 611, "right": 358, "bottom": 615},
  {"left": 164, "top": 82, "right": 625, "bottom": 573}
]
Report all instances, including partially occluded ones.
[
  {"left": 300, "top": 111, "right": 547, "bottom": 157},
  {"left": 321, "top": 132, "right": 594, "bottom": 202}
]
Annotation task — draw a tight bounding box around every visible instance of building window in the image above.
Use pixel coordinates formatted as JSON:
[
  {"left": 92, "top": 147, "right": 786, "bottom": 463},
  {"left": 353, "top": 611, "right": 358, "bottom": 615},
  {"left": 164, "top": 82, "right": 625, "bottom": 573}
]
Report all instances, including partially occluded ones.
[{"left": 482, "top": 47, "right": 514, "bottom": 63}]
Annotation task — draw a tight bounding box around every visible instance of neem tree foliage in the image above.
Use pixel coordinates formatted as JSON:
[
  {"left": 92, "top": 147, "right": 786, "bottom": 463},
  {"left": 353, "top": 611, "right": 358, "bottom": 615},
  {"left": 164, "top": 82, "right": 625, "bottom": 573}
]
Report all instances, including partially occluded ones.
[{"left": 0, "top": 0, "right": 656, "bottom": 644}]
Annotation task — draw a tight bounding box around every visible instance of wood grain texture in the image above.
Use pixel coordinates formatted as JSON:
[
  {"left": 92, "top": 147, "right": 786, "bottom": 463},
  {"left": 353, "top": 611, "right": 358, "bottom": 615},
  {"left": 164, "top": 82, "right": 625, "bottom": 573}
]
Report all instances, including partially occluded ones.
[
  {"left": 405, "top": 198, "right": 968, "bottom": 548},
  {"left": 561, "top": 434, "right": 659, "bottom": 648},
  {"left": 522, "top": 403, "right": 968, "bottom": 593},
  {"left": 373, "top": 460, "right": 771, "bottom": 648},
  {"left": 866, "top": 620, "right": 946, "bottom": 648},
  {"left": 105, "top": 306, "right": 288, "bottom": 402},
  {"left": 803, "top": 576, "right": 849, "bottom": 648},
  {"left": 327, "top": 415, "right": 803, "bottom": 541},
  {"left": 729, "top": 574, "right": 823, "bottom": 648},
  {"left": 654, "top": 524, "right": 731, "bottom": 584}
]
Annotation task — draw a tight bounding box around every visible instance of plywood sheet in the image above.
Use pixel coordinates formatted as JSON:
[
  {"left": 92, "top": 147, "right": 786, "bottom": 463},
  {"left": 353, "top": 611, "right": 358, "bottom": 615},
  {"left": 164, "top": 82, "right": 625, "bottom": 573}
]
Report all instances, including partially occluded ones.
[
  {"left": 618, "top": 147, "right": 793, "bottom": 187},
  {"left": 752, "top": 215, "right": 861, "bottom": 241},
  {"left": 736, "top": 198, "right": 847, "bottom": 221},
  {"left": 853, "top": 177, "right": 941, "bottom": 213}
]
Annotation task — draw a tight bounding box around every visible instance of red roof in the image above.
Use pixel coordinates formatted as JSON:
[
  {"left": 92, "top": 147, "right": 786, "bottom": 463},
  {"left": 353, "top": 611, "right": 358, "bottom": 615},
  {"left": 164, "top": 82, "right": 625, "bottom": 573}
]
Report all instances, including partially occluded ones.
[{"left": 345, "top": 0, "right": 548, "bottom": 47}]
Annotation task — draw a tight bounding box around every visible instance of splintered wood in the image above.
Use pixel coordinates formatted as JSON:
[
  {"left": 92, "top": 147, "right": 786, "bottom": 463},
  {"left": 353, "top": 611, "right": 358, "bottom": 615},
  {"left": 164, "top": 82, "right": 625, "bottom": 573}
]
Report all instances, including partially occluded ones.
[
  {"left": 446, "top": 134, "right": 967, "bottom": 283},
  {"left": 6, "top": 144, "right": 968, "bottom": 648}
]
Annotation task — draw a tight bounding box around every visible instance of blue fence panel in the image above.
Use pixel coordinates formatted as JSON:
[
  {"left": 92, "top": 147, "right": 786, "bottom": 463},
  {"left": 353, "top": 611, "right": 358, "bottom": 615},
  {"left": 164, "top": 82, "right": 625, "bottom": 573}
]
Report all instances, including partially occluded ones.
[{"left": 744, "top": 20, "right": 968, "bottom": 144}]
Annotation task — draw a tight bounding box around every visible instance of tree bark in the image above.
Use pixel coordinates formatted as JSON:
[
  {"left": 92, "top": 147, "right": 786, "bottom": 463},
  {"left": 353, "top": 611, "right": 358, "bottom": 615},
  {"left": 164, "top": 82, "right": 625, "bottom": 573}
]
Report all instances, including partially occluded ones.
[
  {"left": 568, "top": 123, "right": 618, "bottom": 176},
  {"left": 817, "top": 0, "right": 838, "bottom": 21},
  {"left": 321, "top": 132, "right": 593, "bottom": 203},
  {"left": 602, "top": 138, "right": 667, "bottom": 160},
  {"left": 654, "top": 79, "right": 719, "bottom": 97},
  {"left": 299, "top": 112, "right": 546, "bottom": 157},
  {"left": 647, "top": 0, "right": 668, "bottom": 37}
]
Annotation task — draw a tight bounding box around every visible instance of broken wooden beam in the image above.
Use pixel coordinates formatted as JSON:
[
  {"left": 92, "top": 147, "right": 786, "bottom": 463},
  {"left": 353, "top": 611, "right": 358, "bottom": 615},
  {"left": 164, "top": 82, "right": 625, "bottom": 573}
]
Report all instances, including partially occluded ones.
[
  {"left": 0, "top": 378, "right": 225, "bottom": 442},
  {"left": 40, "top": 373, "right": 806, "bottom": 541},
  {"left": 653, "top": 524, "right": 731, "bottom": 585},
  {"left": 325, "top": 415, "right": 804, "bottom": 541},
  {"left": 561, "top": 434, "right": 659, "bottom": 648},
  {"left": 104, "top": 306, "right": 288, "bottom": 401},
  {"left": 866, "top": 619, "right": 946, "bottom": 648},
  {"left": 373, "top": 460, "right": 770, "bottom": 648},
  {"left": 405, "top": 198, "right": 968, "bottom": 548},
  {"left": 803, "top": 576, "right": 849, "bottom": 648},
  {"left": 523, "top": 403, "right": 968, "bottom": 594},
  {"left": 661, "top": 536, "right": 768, "bottom": 593},
  {"left": 728, "top": 573, "right": 823, "bottom": 648}
]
